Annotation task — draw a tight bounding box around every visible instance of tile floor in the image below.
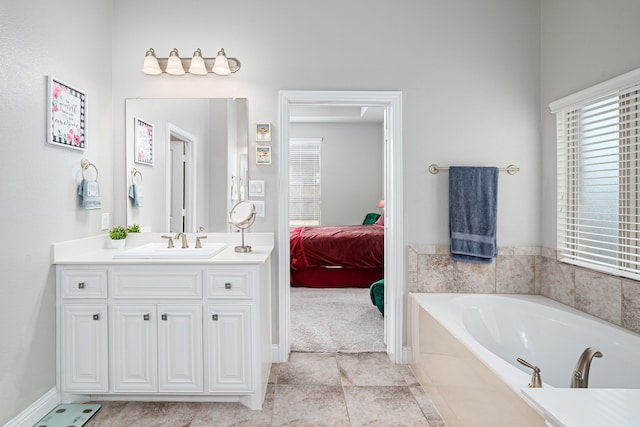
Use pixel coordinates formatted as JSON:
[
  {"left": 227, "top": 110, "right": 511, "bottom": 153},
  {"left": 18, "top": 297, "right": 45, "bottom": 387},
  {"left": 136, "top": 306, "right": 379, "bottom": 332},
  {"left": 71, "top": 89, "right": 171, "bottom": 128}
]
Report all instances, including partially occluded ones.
[{"left": 86, "top": 352, "right": 446, "bottom": 426}]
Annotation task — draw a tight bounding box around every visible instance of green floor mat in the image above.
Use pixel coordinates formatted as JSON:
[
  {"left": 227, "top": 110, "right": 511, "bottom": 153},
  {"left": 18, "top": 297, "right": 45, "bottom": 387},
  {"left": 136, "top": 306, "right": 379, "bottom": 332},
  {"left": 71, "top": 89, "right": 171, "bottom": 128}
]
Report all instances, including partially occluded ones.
[{"left": 34, "top": 403, "right": 101, "bottom": 427}]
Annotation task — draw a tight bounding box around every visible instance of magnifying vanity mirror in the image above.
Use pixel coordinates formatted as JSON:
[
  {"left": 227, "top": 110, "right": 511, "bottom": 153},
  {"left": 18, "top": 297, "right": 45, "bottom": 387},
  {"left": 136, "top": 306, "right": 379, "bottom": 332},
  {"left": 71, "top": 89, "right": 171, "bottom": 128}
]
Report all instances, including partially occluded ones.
[
  {"left": 125, "top": 98, "right": 248, "bottom": 233},
  {"left": 229, "top": 200, "right": 256, "bottom": 252}
]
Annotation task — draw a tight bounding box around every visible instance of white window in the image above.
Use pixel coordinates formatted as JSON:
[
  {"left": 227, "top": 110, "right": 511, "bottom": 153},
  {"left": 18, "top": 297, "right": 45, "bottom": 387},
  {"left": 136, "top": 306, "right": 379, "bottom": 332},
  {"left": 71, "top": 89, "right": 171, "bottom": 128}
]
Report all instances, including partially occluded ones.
[
  {"left": 552, "top": 69, "right": 640, "bottom": 280},
  {"left": 289, "top": 138, "right": 321, "bottom": 227}
]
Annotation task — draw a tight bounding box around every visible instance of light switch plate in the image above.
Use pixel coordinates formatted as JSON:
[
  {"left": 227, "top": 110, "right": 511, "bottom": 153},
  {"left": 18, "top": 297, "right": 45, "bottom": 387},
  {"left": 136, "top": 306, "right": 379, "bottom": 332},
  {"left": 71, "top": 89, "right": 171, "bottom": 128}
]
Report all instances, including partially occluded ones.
[
  {"left": 249, "top": 180, "right": 265, "bottom": 197},
  {"left": 252, "top": 200, "right": 265, "bottom": 217},
  {"left": 101, "top": 213, "right": 110, "bottom": 230}
]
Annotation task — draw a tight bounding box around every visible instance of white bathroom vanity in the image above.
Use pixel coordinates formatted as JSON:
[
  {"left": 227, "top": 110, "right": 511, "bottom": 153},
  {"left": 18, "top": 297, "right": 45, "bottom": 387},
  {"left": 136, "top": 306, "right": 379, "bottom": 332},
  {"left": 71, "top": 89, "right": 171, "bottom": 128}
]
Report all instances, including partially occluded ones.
[{"left": 52, "top": 233, "right": 273, "bottom": 410}]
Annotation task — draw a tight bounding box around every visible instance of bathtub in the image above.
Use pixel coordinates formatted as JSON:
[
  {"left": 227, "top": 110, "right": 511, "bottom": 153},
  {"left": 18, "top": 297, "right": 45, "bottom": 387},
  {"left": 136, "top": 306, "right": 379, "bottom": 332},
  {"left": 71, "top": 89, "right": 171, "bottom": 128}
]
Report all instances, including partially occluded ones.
[{"left": 407, "top": 293, "right": 640, "bottom": 427}]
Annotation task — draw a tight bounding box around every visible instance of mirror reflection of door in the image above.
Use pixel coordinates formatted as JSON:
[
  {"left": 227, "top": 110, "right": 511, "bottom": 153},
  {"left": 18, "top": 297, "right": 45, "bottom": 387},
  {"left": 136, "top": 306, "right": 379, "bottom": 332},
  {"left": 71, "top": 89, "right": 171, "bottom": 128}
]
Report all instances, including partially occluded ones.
[{"left": 169, "top": 134, "right": 192, "bottom": 233}]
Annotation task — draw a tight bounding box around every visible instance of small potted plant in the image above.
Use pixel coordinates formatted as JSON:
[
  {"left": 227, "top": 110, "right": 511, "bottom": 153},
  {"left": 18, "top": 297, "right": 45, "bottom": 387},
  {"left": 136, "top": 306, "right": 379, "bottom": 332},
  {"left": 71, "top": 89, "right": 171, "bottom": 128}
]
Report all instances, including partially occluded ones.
[
  {"left": 127, "top": 224, "right": 141, "bottom": 233},
  {"left": 108, "top": 225, "right": 128, "bottom": 249}
]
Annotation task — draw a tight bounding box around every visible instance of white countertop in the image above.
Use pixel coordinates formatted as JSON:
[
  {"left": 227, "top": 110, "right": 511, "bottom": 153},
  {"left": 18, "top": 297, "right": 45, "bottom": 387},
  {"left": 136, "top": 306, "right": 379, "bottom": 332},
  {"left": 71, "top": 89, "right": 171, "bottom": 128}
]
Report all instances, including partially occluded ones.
[
  {"left": 522, "top": 388, "right": 640, "bottom": 427},
  {"left": 52, "top": 233, "right": 274, "bottom": 265}
]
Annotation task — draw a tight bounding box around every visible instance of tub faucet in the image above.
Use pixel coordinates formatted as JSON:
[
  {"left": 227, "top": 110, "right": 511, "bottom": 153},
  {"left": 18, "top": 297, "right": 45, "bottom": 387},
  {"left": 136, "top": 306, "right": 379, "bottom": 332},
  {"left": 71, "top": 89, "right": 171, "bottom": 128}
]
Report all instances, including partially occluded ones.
[
  {"left": 174, "top": 232, "right": 189, "bottom": 248},
  {"left": 516, "top": 357, "right": 543, "bottom": 388},
  {"left": 570, "top": 347, "right": 603, "bottom": 388}
]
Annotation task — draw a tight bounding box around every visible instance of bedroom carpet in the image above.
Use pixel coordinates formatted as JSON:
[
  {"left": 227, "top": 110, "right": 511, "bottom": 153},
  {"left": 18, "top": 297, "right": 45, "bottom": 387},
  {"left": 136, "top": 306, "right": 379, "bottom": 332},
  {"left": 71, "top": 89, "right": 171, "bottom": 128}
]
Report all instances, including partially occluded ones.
[{"left": 290, "top": 287, "right": 386, "bottom": 353}]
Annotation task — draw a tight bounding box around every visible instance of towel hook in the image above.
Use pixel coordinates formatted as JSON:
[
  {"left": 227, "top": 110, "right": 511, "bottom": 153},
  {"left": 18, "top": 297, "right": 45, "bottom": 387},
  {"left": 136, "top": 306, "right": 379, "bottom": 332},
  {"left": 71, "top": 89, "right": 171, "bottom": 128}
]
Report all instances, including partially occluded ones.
[
  {"left": 80, "top": 158, "right": 98, "bottom": 180},
  {"left": 131, "top": 168, "right": 143, "bottom": 183}
]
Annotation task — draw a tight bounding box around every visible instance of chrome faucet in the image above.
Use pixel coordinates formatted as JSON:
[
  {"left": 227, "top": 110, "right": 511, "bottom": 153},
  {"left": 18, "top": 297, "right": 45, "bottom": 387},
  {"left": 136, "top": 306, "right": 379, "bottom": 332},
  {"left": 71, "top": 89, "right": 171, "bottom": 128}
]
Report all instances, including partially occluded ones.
[
  {"left": 174, "top": 232, "right": 189, "bottom": 248},
  {"left": 570, "top": 347, "right": 603, "bottom": 388}
]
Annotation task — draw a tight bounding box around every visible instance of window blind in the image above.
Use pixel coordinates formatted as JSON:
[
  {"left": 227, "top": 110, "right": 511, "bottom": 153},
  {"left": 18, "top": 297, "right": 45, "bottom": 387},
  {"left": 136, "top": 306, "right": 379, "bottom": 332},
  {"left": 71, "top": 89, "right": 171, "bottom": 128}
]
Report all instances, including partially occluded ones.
[
  {"left": 556, "top": 84, "right": 640, "bottom": 279},
  {"left": 289, "top": 139, "right": 321, "bottom": 227}
]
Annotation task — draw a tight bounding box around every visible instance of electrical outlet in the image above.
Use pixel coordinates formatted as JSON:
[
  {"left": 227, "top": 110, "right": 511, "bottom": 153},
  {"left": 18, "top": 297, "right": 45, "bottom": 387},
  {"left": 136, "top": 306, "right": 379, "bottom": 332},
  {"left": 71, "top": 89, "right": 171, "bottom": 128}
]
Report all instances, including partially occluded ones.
[{"left": 101, "top": 213, "right": 110, "bottom": 230}]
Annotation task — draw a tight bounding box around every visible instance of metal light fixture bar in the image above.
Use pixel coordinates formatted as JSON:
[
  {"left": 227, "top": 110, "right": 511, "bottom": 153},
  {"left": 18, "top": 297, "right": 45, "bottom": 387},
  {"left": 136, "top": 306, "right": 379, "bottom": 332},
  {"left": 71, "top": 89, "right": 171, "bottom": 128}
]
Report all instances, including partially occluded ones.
[
  {"left": 142, "top": 47, "right": 241, "bottom": 75},
  {"left": 155, "top": 57, "right": 241, "bottom": 74}
]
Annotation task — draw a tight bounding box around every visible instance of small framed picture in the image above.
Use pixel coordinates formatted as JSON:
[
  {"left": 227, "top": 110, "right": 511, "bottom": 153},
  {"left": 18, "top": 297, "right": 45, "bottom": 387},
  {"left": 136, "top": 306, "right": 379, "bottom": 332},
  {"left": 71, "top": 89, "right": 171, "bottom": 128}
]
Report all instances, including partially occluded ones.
[
  {"left": 47, "top": 76, "right": 88, "bottom": 151},
  {"left": 256, "top": 122, "right": 272, "bottom": 142},
  {"left": 256, "top": 145, "right": 272, "bottom": 165},
  {"left": 134, "top": 117, "right": 154, "bottom": 165}
]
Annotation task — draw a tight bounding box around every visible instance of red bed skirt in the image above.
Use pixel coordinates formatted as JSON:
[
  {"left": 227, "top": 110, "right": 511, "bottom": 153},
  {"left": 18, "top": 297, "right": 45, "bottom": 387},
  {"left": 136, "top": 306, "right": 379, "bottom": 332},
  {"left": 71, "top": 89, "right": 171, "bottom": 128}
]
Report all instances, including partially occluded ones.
[{"left": 290, "top": 267, "right": 384, "bottom": 288}]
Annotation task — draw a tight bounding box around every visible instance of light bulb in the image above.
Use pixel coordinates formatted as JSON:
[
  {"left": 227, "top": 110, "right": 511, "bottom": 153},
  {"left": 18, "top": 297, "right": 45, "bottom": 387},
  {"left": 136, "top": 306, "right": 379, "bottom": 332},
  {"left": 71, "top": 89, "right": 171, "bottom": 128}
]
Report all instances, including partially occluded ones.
[
  {"left": 165, "top": 48, "right": 185, "bottom": 75},
  {"left": 188, "top": 48, "right": 208, "bottom": 75},
  {"left": 212, "top": 48, "right": 231, "bottom": 76},
  {"left": 142, "top": 48, "right": 162, "bottom": 75}
]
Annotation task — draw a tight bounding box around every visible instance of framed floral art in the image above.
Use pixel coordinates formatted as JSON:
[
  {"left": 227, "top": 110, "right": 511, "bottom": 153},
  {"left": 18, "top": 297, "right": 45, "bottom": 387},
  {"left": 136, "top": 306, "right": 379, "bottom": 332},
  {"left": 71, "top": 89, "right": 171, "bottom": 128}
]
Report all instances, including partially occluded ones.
[
  {"left": 256, "top": 122, "right": 272, "bottom": 142},
  {"left": 134, "top": 117, "right": 154, "bottom": 165},
  {"left": 47, "top": 76, "right": 88, "bottom": 151},
  {"left": 256, "top": 145, "right": 271, "bottom": 165}
]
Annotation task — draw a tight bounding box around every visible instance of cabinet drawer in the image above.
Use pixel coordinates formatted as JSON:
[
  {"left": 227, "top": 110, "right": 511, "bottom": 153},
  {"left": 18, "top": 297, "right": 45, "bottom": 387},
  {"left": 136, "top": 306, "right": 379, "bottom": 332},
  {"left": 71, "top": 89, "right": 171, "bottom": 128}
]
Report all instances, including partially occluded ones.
[
  {"left": 112, "top": 269, "right": 202, "bottom": 298},
  {"left": 61, "top": 269, "right": 108, "bottom": 298},
  {"left": 206, "top": 270, "right": 252, "bottom": 299}
]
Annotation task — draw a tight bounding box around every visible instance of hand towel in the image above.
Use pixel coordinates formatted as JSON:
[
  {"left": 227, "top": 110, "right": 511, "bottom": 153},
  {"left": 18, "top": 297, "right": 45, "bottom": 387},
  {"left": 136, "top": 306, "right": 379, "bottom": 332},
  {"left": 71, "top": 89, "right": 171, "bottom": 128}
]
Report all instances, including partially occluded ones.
[
  {"left": 77, "top": 179, "right": 102, "bottom": 210},
  {"left": 128, "top": 183, "right": 144, "bottom": 207},
  {"left": 449, "top": 166, "right": 498, "bottom": 264}
]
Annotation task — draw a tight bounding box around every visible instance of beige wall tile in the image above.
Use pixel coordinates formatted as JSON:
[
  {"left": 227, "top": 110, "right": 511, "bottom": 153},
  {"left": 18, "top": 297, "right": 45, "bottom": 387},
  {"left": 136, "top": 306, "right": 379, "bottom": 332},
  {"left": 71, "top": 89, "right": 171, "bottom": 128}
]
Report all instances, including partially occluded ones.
[
  {"left": 454, "top": 259, "right": 496, "bottom": 293},
  {"left": 575, "top": 269, "right": 622, "bottom": 325},
  {"left": 622, "top": 280, "right": 640, "bottom": 334},
  {"left": 496, "top": 255, "right": 535, "bottom": 294},
  {"left": 417, "top": 254, "right": 456, "bottom": 292}
]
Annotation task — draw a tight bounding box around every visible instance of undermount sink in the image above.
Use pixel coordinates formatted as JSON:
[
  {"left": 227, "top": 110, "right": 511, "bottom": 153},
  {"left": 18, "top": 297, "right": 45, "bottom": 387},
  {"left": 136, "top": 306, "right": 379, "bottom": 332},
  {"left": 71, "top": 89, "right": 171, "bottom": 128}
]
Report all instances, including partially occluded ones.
[{"left": 113, "top": 242, "right": 227, "bottom": 259}]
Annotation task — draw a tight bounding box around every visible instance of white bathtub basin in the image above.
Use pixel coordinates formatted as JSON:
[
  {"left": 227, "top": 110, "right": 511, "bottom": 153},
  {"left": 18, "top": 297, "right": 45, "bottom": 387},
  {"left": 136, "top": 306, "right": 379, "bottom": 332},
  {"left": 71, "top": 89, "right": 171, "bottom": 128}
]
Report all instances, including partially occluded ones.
[{"left": 113, "top": 242, "right": 227, "bottom": 259}]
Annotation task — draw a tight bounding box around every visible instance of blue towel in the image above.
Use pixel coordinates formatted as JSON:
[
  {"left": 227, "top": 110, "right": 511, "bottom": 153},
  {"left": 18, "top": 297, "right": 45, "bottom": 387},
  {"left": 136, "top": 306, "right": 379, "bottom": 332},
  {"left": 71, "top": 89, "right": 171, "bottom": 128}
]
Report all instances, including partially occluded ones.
[
  {"left": 77, "top": 179, "right": 102, "bottom": 210},
  {"left": 128, "top": 183, "right": 144, "bottom": 207},
  {"left": 449, "top": 166, "right": 498, "bottom": 264}
]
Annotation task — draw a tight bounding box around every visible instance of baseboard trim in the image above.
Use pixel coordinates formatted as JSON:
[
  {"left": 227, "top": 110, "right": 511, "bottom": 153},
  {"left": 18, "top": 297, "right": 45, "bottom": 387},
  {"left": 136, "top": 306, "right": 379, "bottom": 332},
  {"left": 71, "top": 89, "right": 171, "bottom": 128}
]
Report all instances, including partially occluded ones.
[
  {"left": 4, "top": 387, "right": 59, "bottom": 427},
  {"left": 272, "top": 344, "right": 284, "bottom": 363}
]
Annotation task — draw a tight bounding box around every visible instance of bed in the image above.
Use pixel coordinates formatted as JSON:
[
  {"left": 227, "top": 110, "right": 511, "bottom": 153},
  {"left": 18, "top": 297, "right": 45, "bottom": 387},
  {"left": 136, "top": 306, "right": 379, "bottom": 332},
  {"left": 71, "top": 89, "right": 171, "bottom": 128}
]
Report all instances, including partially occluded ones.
[{"left": 289, "top": 220, "right": 384, "bottom": 288}]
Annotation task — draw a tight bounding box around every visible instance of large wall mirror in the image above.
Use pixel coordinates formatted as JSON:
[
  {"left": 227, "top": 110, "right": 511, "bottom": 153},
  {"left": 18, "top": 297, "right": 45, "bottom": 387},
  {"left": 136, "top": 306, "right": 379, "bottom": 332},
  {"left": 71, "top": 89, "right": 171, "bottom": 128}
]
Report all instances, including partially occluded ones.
[{"left": 125, "top": 98, "right": 248, "bottom": 233}]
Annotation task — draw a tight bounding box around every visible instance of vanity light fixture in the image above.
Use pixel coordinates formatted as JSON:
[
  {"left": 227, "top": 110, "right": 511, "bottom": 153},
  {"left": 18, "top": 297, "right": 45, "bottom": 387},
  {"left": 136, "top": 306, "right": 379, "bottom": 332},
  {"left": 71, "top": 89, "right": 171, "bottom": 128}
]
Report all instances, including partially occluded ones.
[
  {"left": 141, "top": 47, "right": 241, "bottom": 76},
  {"left": 165, "top": 48, "right": 185, "bottom": 75}
]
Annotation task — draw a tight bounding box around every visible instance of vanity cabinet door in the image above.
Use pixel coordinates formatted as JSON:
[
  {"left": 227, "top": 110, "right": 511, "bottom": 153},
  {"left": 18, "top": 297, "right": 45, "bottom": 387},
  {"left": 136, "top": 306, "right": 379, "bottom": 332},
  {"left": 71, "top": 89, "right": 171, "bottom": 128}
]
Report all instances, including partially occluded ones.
[
  {"left": 207, "top": 304, "right": 252, "bottom": 392},
  {"left": 111, "top": 304, "right": 158, "bottom": 392},
  {"left": 157, "top": 304, "right": 203, "bottom": 392},
  {"left": 61, "top": 304, "right": 108, "bottom": 392}
]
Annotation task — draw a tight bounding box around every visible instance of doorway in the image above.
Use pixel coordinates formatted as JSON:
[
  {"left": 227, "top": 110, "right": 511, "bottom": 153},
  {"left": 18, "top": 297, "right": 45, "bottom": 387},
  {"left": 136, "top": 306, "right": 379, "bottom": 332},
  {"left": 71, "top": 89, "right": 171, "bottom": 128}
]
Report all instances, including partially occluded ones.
[
  {"left": 166, "top": 123, "right": 196, "bottom": 233},
  {"left": 277, "top": 91, "right": 404, "bottom": 363}
]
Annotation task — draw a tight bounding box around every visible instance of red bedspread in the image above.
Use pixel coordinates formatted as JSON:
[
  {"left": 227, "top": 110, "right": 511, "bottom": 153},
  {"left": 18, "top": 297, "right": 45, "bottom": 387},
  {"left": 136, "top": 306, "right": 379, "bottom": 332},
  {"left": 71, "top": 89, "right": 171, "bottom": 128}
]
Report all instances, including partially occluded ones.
[{"left": 290, "top": 224, "right": 384, "bottom": 269}]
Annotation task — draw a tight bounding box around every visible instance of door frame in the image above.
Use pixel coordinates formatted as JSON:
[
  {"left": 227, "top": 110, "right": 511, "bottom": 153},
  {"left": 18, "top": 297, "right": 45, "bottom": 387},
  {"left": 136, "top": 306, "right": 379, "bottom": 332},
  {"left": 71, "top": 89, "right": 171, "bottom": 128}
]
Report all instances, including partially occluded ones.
[
  {"left": 277, "top": 90, "right": 404, "bottom": 363},
  {"left": 166, "top": 123, "right": 197, "bottom": 233}
]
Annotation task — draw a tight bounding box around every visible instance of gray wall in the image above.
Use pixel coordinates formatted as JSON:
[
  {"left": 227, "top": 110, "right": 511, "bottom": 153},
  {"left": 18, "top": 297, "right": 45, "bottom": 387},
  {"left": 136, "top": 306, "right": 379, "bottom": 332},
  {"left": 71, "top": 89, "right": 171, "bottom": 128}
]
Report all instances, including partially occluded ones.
[
  {"left": 5, "top": 0, "right": 640, "bottom": 423},
  {"left": 540, "top": 0, "right": 640, "bottom": 248},
  {"left": 111, "top": 0, "right": 542, "bottom": 248},
  {"left": 290, "top": 122, "right": 384, "bottom": 226},
  {"left": 0, "top": 1, "right": 113, "bottom": 423}
]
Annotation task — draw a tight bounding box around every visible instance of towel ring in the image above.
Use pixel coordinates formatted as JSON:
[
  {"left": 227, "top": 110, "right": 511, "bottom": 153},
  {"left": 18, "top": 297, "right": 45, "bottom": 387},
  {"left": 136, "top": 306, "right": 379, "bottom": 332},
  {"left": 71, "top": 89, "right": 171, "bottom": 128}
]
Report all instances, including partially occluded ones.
[
  {"left": 80, "top": 158, "right": 98, "bottom": 180},
  {"left": 131, "top": 168, "right": 143, "bottom": 184}
]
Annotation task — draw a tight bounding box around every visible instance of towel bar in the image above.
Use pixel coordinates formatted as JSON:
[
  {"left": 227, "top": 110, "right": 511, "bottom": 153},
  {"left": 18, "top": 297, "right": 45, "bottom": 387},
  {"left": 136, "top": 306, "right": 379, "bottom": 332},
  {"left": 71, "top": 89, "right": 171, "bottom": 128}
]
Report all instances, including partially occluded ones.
[{"left": 428, "top": 164, "right": 519, "bottom": 175}]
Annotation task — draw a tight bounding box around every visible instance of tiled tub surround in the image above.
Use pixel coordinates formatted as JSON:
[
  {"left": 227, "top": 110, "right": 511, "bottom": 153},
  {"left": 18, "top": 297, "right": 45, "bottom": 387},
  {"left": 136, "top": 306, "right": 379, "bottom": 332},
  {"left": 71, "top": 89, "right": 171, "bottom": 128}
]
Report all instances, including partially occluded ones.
[
  {"left": 407, "top": 295, "right": 546, "bottom": 427},
  {"left": 408, "top": 245, "right": 640, "bottom": 335},
  {"left": 406, "top": 293, "right": 640, "bottom": 427}
]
